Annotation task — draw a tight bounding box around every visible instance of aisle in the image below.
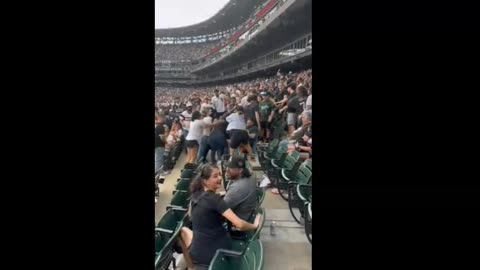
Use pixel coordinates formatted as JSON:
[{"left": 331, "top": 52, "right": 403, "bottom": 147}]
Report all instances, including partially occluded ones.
[{"left": 155, "top": 152, "right": 187, "bottom": 224}]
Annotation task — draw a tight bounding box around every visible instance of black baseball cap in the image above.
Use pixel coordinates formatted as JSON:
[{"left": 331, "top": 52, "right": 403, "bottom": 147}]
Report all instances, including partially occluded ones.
[{"left": 227, "top": 156, "right": 246, "bottom": 169}]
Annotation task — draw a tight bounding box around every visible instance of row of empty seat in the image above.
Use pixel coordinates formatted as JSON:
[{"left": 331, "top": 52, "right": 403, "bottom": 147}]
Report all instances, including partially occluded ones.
[{"left": 258, "top": 139, "right": 312, "bottom": 244}]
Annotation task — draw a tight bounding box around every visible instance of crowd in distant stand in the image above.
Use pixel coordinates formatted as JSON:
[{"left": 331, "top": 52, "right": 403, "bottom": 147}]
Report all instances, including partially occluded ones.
[{"left": 155, "top": 42, "right": 217, "bottom": 61}]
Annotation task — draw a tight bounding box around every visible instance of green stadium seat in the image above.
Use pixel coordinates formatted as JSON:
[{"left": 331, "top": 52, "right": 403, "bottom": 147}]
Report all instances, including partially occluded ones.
[
  {"left": 172, "top": 178, "right": 191, "bottom": 195},
  {"left": 259, "top": 139, "right": 279, "bottom": 166},
  {"left": 180, "top": 169, "right": 195, "bottom": 179},
  {"left": 296, "top": 183, "right": 312, "bottom": 204},
  {"left": 208, "top": 239, "right": 264, "bottom": 270},
  {"left": 286, "top": 163, "right": 312, "bottom": 224},
  {"left": 228, "top": 208, "right": 265, "bottom": 254},
  {"left": 268, "top": 151, "right": 300, "bottom": 198},
  {"left": 257, "top": 188, "right": 265, "bottom": 210},
  {"left": 277, "top": 158, "right": 308, "bottom": 201},
  {"left": 155, "top": 208, "right": 186, "bottom": 270},
  {"left": 304, "top": 202, "right": 312, "bottom": 244},
  {"left": 167, "top": 190, "right": 190, "bottom": 210}
]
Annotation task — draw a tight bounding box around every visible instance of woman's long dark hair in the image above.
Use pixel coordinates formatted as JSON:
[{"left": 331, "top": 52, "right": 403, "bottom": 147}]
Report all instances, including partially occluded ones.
[{"left": 189, "top": 164, "right": 220, "bottom": 195}]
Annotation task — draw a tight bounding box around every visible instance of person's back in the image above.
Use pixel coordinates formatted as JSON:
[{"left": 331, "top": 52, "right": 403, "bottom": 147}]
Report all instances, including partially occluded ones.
[
  {"left": 226, "top": 112, "right": 246, "bottom": 131},
  {"left": 186, "top": 119, "right": 204, "bottom": 143},
  {"left": 189, "top": 191, "right": 231, "bottom": 267},
  {"left": 224, "top": 176, "right": 257, "bottom": 221}
]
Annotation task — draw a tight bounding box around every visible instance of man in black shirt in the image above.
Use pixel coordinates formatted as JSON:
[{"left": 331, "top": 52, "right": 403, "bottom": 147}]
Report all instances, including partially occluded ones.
[
  {"left": 244, "top": 94, "right": 261, "bottom": 133},
  {"left": 155, "top": 113, "right": 166, "bottom": 174},
  {"left": 279, "top": 82, "right": 299, "bottom": 135}
]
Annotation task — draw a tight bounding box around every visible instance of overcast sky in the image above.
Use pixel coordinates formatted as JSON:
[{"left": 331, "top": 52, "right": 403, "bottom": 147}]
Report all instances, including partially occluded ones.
[{"left": 155, "top": 0, "right": 229, "bottom": 29}]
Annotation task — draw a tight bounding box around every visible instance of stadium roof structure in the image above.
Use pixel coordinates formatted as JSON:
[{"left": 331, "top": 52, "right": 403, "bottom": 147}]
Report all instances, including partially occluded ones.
[{"left": 155, "top": 0, "right": 257, "bottom": 37}]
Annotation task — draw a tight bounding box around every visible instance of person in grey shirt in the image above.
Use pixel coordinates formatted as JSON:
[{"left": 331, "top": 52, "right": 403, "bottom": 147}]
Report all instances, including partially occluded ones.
[{"left": 224, "top": 156, "right": 258, "bottom": 221}]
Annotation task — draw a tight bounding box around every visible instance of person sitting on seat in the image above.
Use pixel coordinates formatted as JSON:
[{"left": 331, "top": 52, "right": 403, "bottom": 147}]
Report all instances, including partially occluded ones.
[
  {"left": 177, "top": 164, "right": 261, "bottom": 270},
  {"left": 223, "top": 157, "right": 258, "bottom": 221}
]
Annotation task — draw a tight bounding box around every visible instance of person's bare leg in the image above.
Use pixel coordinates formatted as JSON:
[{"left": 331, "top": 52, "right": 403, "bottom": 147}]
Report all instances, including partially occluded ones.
[
  {"left": 186, "top": 148, "right": 193, "bottom": 164},
  {"left": 178, "top": 227, "right": 194, "bottom": 269},
  {"left": 191, "top": 147, "right": 198, "bottom": 164},
  {"left": 242, "top": 144, "right": 254, "bottom": 160}
]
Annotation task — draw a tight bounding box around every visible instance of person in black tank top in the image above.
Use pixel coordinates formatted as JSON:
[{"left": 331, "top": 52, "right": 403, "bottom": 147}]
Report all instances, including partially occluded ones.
[{"left": 177, "top": 165, "right": 262, "bottom": 269}]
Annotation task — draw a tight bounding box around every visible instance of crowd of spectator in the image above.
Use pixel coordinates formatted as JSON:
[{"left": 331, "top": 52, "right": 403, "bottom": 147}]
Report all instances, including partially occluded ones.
[
  {"left": 155, "top": 0, "right": 286, "bottom": 63},
  {"left": 155, "top": 68, "right": 312, "bottom": 174},
  {"left": 155, "top": 67, "right": 312, "bottom": 269},
  {"left": 155, "top": 42, "right": 217, "bottom": 62}
]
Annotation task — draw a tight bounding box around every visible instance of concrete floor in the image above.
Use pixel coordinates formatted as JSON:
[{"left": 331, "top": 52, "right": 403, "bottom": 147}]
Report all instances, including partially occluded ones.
[{"left": 155, "top": 153, "right": 312, "bottom": 270}]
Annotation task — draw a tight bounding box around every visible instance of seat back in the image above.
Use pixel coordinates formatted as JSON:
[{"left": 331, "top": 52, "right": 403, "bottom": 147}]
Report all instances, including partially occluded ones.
[
  {"left": 293, "top": 163, "right": 312, "bottom": 185},
  {"left": 266, "top": 139, "right": 279, "bottom": 153},
  {"left": 296, "top": 184, "right": 312, "bottom": 203},
  {"left": 271, "top": 143, "right": 288, "bottom": 160},
  {"left": 183, "top": 162, "right": 199, "bottom": 171},
  {"left": 169, "top": 190, "right": 190, "bottom": 209},
  {"left": 257, "top": 188, "right": 265, "bottom": 208},
  {"left": 155, "top": 220, "right": 183, "bottom": 269},
  {"left": 247, "top": 189, "right": 266, "bottom": 223},
  {"left": 175, "top": 178, "right": 191, "bottom": 192},
  {"left": 244, "top": 240, "right": 264, "bottom": 270},
  {"left": 244, "top": 208, "right": 265, "bottom": 243},
  {"left": 283, "top": 151, "right": 300, "bottom": 170},
  {"left": 304, "top": 159, "right": 312, "bottom": 171},
  {"left": 156, "top": 208, "right": 187, "bottom": 229}
]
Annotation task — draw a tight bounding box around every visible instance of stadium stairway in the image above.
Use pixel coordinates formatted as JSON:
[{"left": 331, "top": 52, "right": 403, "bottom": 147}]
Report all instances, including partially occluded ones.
[{"left": 155, "top": 152, "right": 312, "bottom": 270}]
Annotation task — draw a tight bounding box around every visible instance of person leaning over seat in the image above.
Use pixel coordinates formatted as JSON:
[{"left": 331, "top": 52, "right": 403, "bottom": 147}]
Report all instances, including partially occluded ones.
[{"left": 177, "top": 164, "right": 262, "bottom": 270}]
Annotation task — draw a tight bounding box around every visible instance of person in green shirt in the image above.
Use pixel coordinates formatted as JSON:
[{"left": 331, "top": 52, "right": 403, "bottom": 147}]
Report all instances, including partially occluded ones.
[{"left": 258, "top": 92, "right": 276, "bottom": 143}]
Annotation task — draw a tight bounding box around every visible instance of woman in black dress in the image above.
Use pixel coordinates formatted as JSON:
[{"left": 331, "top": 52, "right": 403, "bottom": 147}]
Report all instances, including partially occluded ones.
[{"left": 178, "top": 164, "right": 261, "bottom": 270}]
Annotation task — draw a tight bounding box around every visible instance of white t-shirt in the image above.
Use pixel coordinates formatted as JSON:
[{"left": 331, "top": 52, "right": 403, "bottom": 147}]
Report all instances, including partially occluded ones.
[
  {"left": 306, "top": 95, "right": 312, "bottom": 110},
  {"left": 226, "top": 113, "right": 246, "bottom": 131},
  {"left": 240, "top": 95, "right": 249, "bottom": 107},
  {"left": 203, "top": 117, "right": 213, "bottom": 136},
  {"left": 186, "top": 120, "right": 205, "bottom": 143},
  {"left": 181, "top": 111, "right": 192, "bottom": 130},
  {"left": 212, "top": 96, "right": 225, "bottom": 113}
]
